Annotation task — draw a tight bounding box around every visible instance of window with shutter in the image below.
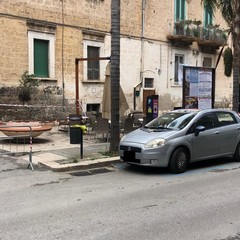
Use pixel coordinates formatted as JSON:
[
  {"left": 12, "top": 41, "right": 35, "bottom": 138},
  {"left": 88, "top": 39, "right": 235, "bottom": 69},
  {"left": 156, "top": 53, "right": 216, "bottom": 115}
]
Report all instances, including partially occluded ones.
[
  {"left": 87, "top": 46, "right": 100, "bottom": 80},
  {"left": 34, "top": 39, "right": 49, "bottom": 77}
]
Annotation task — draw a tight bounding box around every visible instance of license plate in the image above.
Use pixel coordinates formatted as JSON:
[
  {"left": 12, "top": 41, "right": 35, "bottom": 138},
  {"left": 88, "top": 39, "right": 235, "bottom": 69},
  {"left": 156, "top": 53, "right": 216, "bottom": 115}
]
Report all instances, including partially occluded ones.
[{"left": 124, "top": 151, "right": 135, "bottom": 159}]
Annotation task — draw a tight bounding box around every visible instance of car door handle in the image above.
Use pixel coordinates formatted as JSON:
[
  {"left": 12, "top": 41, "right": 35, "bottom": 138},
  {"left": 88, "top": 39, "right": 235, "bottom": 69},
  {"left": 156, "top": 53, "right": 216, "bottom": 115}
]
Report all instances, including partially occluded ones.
[
  {"left": 214, "top": 131, "right": 220, "bottom": 134},
  {"left": 237, "top": 127, "right": 240, "bottom": 130}
]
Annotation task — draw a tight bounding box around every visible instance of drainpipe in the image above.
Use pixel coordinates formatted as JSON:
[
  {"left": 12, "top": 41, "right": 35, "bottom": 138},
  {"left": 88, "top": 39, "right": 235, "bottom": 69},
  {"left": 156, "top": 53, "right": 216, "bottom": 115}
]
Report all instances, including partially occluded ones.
[
  {"left": 75, "top": 59, "right": 80, "bottom": 115},
  {"left": 140, "top": 0, "right": 146, "bottom": 77},
  {"left": 136, "top": 0, "right": 146, "bottom": 110},
  {"left": 61, "top": 0, "right": 65, "bottom": 110}
]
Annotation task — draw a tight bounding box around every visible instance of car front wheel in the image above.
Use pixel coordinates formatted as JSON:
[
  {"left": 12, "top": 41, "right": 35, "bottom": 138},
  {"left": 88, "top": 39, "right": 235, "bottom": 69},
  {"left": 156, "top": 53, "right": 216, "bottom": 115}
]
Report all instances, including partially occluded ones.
[{"left": 169, "top": 147, "right": 189, "bottom": 174}]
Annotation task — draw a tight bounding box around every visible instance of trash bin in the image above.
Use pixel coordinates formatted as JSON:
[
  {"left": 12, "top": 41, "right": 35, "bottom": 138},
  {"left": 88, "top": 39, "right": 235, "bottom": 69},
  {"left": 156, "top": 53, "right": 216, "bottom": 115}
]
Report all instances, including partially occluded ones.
[
  {"left": 69, "top": 114, "right": 81, "bottom": 125},
  {"left": 69, "top": 114, "right": 82, "bottom": 144},
  {"left": 70, "top": 126, "right": 82, "bottom": 144}
]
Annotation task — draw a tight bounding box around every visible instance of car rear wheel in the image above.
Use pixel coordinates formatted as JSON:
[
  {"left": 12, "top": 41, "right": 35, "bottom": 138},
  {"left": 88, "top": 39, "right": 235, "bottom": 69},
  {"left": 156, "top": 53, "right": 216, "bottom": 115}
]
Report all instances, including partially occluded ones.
[
  {"left": 169, "top": 147, "right": 189, "bottom": 174},
  {"left": 233, "top": 142, "right": 240, "bottom": 162}
]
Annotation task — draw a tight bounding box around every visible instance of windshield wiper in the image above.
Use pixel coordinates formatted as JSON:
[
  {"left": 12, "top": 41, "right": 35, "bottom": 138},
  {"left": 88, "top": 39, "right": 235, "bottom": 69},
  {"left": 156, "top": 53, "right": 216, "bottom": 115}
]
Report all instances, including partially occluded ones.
[
  {"left": 156, "top": 126, "right": 173, "bottom": 130},
  {"left": 144, "top": 126, "right": 172, "bottom": 130}
]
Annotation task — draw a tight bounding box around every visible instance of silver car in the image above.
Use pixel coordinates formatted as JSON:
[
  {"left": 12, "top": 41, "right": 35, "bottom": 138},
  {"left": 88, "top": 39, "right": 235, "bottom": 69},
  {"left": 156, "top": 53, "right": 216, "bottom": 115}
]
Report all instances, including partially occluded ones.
[{"left": 119, "top": 109, "right": 240, "bottom": 173}]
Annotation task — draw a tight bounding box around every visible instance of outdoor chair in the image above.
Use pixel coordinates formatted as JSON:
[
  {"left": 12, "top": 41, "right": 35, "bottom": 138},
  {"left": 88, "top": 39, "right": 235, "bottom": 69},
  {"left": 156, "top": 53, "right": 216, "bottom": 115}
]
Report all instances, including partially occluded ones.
[
  {"left": 57, "top": 113, "right": 69, "bottom": 131},
  {"left": 95, "top": 117, "right": 110, "bottom": 142},
  {"left": 123, "top": 117, "right": 134, "bottom": 134},
  {"left": 86, "top": 114, "right": 97, "bottom": 137}
]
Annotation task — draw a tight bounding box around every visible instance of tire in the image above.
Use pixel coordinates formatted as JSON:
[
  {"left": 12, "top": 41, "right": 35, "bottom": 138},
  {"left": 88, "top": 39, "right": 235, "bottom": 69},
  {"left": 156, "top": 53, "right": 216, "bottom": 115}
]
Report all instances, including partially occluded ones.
[
  {"left": 233, "top": 142, "right": 240, "bottom": 162},
  {"left": 169, "top": 147, "right": 189, "bottom": 174}
]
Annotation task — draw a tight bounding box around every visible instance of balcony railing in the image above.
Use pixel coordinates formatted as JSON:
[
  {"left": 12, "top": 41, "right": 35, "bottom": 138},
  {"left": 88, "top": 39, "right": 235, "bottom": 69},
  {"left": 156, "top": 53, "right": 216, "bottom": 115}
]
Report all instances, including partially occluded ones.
[
  {"left": 167, "top": 20, "right": 227, "bottom": 48},
  {"left": 198, "top": 26, "right": 227, "bottom": 47}
]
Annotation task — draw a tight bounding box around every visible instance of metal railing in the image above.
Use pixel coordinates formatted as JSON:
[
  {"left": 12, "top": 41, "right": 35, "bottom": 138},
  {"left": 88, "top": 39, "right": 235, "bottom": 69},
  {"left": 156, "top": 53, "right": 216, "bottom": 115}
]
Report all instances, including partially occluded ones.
[
  {"left": 0, "top": 125, "right": 34, "bottom": 171},
  {"left": 170, "top": 22, "right": 227, "bottom": 45}
]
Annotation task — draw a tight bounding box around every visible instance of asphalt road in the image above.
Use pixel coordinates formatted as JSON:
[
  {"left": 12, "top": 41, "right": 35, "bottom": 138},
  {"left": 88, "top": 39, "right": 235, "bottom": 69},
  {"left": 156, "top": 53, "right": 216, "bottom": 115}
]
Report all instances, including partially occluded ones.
[{"left": 1, "top": 155, "right": 240, "bottom": 240}]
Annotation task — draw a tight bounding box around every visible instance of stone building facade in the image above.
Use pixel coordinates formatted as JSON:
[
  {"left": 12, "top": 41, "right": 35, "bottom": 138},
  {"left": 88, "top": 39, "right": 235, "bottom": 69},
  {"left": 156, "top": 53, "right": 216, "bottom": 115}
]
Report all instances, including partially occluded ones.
[{"left": 0, "top": 0, "right": 231, "bottom": 121}]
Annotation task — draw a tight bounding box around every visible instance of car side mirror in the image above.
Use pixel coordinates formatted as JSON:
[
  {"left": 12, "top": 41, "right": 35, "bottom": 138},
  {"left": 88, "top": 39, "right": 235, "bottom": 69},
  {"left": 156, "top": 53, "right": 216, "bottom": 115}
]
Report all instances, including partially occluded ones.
[{"left": 194, "top": 125, "right": 206, "bottom": 136}]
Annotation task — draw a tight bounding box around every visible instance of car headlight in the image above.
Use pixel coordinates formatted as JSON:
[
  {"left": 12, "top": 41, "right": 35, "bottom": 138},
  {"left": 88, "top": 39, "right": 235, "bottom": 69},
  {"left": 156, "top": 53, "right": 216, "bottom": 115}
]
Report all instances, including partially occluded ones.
[{"left": 145, "top": 139, "right": 166, "bottom": 148}]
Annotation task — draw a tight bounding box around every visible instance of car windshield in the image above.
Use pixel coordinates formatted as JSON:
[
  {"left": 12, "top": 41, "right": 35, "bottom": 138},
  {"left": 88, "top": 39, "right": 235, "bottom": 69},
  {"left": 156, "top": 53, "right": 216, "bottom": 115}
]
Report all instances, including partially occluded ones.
[{"left": 144, "top": 111, "right": 196, "bottom": 130}]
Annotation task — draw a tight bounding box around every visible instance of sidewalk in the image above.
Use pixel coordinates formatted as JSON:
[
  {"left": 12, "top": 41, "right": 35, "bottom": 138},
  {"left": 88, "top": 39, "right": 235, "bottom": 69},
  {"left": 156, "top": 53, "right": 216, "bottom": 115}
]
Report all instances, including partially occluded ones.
[{"left": 1, "top": 125, "right": 120, "bottom": 172}]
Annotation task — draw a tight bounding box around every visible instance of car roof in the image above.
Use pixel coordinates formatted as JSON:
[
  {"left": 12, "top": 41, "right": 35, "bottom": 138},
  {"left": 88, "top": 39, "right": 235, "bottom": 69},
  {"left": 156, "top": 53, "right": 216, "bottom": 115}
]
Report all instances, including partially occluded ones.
[
  {"left": 171, "top": 108, "right": 237, "bottom": 115},
  {"left": 171, "top": 109, "right": 199, "bottom": 113}
]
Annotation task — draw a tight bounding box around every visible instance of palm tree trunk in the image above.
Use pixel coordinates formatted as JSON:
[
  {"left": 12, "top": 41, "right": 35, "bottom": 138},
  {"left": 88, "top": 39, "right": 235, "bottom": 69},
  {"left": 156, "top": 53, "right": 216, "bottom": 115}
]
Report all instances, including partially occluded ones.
[
  {"left": 232, "top": 56, "right": 239, "bottom": 111},
  {"left": 231, "top": 1, "right": 240, "bottom": 112},
  {"left": 110, "top": 0, "right": 120, "bottom": 152}
]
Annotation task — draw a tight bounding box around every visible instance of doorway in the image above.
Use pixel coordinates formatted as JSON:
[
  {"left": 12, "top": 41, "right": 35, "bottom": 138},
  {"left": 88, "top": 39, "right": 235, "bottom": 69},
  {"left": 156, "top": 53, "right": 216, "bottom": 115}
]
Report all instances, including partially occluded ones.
[{"left": 143, "top": 89, "right": 156, "bottom": 116}]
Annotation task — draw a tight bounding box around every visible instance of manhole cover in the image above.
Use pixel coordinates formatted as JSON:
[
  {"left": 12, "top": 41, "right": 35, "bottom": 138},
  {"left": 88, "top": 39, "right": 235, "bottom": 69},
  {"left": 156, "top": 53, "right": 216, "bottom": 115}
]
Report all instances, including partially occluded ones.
[{"left": 69, "top": 168, "right": 113, "bottom": 176}]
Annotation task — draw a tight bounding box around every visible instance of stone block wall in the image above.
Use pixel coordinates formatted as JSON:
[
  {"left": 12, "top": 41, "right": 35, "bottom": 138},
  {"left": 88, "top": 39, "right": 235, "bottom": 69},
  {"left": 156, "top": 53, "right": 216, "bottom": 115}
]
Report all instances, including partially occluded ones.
[{"left": 0, "top": 86, "right": 76, "bottom": 121}]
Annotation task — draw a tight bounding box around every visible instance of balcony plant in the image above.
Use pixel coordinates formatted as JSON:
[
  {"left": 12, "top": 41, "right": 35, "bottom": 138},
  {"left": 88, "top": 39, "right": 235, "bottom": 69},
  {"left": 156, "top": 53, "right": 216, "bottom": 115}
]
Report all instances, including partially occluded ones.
[
  {"left": 192, "top": 19, "right": 202, "bottom": 38},
  {"left": 184, "top": 19, "right": 192, "bottom": 36},
  {"left": 174, "top": 19, "right": 185, "bottom": 35}
]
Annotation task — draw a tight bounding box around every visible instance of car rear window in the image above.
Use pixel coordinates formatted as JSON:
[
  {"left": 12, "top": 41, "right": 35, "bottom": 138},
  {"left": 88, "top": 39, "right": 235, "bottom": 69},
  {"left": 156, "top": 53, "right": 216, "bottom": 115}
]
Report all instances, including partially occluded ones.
[{"left": 216, "top": 112, "right": 237, "bottom": 126}]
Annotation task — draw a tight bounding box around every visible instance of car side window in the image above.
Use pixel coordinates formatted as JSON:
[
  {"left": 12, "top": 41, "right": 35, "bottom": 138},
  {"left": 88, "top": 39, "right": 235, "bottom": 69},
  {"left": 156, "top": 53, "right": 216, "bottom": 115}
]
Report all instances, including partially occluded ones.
[
  {"left": 196, "top": 114, "right": 215, "bottom": 130},
  {"left": 216, "top": 112, "right": 237, "bottom": 126},
  {"left": 186, "top": 113, "right": 215, "bottom": 135}
]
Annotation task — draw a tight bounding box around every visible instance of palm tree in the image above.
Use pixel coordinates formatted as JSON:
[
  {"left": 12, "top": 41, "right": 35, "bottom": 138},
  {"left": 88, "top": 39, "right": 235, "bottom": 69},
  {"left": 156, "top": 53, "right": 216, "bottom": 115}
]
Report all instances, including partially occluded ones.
[
  {"left": 110, "top": 0, "right": 120, "bottom": 152},
  {"left": 203, "top": 0, "right": 240, "bottom": 112}
]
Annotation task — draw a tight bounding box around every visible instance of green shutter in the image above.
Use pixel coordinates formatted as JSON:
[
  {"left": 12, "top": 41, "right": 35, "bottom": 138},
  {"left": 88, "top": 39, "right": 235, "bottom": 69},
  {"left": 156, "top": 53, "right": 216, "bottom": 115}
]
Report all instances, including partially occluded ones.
[
  {"left": 181, "top": 0, "right": 185, "bottom": 20},
  {"left": 175, "top": 0, "right": 180, "bottom": 20},
  {"left": 175, "top": 0, "right": 185, "bottom": 21},
  {"left": 34, "top": 39, "right": 49, "bottom": 77},
  {"left": 204, "top": 6, "right": 213, "bottom": 27}
]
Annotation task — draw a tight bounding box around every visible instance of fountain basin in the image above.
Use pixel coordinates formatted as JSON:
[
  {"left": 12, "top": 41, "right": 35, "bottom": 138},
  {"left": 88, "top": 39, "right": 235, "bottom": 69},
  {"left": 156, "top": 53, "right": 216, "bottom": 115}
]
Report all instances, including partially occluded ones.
[{"left": 0, "top": 121, "right": 53, "bottom": 138}]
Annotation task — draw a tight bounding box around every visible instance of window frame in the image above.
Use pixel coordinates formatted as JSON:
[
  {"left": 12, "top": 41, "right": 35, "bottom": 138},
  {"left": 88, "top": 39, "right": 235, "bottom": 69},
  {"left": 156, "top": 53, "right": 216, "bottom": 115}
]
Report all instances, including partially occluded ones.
[
  {"left": 174, "top": 54, "right": 185, "bottom": 84},
  {"left": 87, "top": 46, "right": 100, "bottom": 80},
  {"left": 203, "top": 57, "right": 213, "bottom": 68},
  {"left": 83, "top": 40, "right": 104, "bottom": 81},
  {"left": 144, "top": 78, "right": 154, "bottom": 88},
  {"left": 87, "top": 103, "right": 100, "bottom": 113},
  {"left": 28, "top": 31, "right": 55, "bottom": 79}
]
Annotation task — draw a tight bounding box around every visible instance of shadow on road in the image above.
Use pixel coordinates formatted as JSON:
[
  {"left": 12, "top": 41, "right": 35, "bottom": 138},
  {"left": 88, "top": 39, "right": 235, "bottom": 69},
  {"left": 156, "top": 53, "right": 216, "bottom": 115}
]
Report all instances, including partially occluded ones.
[{"left": 119, "top": 157, "right": 238, "bottom": 175}]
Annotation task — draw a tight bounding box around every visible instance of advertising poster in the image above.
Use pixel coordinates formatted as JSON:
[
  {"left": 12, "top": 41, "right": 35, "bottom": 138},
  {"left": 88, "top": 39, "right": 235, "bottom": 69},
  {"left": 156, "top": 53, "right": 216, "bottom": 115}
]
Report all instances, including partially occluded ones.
[
  {"left": 146, "top": 95, "right": 159, "bottom": 123},
  {"left": 182, "top": 66, "right": 214, "bottom": 110}
]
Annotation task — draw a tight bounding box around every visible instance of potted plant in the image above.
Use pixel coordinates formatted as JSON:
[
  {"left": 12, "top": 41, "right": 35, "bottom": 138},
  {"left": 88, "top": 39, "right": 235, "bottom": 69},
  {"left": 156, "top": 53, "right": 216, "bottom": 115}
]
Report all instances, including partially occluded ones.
[
  {"left": 192, "top": 27, "right": 199, "bottom": 38},
  {"left": 175, "top": 19, "right": 185, "bottom": 35},
  {"left": 184, "top": 19, "right": 192, "bottom": 36},
  {"left": 192, "top": 19, "right": 202, "bottom": 38}
]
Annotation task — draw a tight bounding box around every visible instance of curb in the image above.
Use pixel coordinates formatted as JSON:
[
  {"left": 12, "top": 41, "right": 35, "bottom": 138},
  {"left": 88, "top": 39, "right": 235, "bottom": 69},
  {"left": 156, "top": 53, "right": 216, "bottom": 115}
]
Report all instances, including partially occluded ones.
[{"left": 38, "top": 157, "right": 121, "bottom": 172}]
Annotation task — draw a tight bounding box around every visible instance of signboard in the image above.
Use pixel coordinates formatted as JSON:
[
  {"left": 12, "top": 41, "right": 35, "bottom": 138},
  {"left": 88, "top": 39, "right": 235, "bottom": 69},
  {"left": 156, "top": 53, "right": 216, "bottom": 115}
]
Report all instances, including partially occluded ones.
[
  {"left": 182, "top": 66, "right": 215, "bottom": 110},
  {"left": 146, "top": 95, "right": 159, "bottom": 123}
]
